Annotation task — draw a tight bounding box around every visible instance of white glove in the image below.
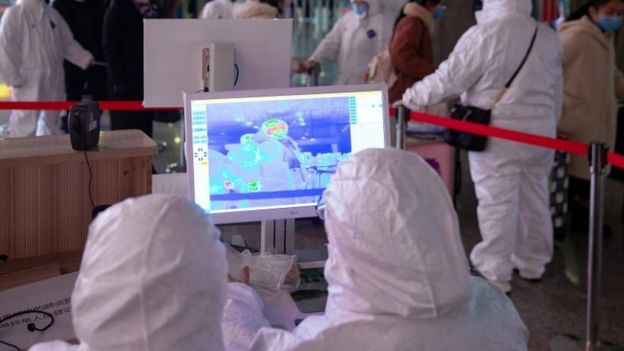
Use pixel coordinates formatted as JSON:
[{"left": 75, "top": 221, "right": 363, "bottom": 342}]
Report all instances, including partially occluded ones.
[{"left": 401, "top": 87, "right": 427, "bottom": 112}]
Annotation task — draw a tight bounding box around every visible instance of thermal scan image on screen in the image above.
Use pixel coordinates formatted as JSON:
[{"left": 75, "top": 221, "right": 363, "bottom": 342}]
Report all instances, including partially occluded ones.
[{"left": 203, "top": 97, "right": 351, "bottom": 211}]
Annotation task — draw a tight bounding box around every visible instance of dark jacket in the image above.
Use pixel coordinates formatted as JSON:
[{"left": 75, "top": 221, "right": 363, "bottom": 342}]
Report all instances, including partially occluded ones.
[
  {"left": 52, "top": 0, "right": 106, "bottom": 62},
  {"left": 103, "top": 0, "right": 144, "bottom": 99},
  {"left": 388, "top": 3, "right": 434, "bottom": 103}
]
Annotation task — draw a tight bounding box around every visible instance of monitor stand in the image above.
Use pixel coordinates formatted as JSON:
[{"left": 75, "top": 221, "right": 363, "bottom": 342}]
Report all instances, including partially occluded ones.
[
  {"left": 261, "top": 219, "right": 295, "bottom": 255},
  {"left": 260, "top": 219, "right": 328, "bottom": 269}
]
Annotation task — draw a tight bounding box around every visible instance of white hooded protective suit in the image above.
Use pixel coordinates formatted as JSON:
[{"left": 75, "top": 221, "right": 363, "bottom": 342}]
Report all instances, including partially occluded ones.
[
  {"left": 0, "top": 0, "right": 93, "bottom": 137},
  {"left": 244, "top": 148, "right": 528, "bottom": 350},
  {"left": 402, "top": 0, "right": 562, "bottom": 286},
  {"left": 201, "top": 0, "right": 234, "bottom": 19},
  {"left": 29, "top": 194, "right": 228, "bottom": 351},
  {"left": 309, "top": 0, "right": 392, "bottom": 85}
]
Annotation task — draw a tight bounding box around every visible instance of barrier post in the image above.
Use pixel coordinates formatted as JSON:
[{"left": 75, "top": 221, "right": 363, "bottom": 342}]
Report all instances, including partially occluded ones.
[
  {"left": 586, "top": 142, "right": 608, "bottom": 350},
  {"left": 396, "top": 105, "right": 407, "bottom": 150},
  {"left": 307, "top": 64, "right": 321, "bottom": 87},
  {"left": 549, "top": 143, "right": 622, "bottom": 351}
]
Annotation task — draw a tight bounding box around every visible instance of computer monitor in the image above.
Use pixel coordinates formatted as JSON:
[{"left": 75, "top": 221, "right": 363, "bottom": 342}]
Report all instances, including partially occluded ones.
[
  {"left": 143, "top": 19, "right": 293, "bottom": 108},
  {"left": 184, "top": 84, "right": 390, "bottom": 224}
]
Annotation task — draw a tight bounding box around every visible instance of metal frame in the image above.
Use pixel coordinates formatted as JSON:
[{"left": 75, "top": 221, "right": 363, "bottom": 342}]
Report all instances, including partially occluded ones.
[{"left": 261, "top": 219, "right": 296, "bottom": 255}]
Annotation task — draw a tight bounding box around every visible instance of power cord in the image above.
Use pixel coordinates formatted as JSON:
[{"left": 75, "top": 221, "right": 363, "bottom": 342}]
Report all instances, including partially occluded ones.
[
  {"left": 84, "top": 151, "right": 95, "bottom": 209},
  {"left": 0, "top": 310, "right": 55, "bottom": 351},
  {"left": 200, "top": 63, "right": 240, "bottom": 92},
  {"left": 234, "top": 64, "right": 240, "bottom": 87}
]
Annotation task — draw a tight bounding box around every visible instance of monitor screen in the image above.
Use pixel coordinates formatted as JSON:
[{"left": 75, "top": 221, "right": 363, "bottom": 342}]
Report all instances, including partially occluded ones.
[{"left": 184, "top": 85, "right": 389, "bottom": 224}]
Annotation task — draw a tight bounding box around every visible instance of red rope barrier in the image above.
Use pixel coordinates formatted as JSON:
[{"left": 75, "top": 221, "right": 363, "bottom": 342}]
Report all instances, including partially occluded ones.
[
  {"left": 388, "top": 108, "right": 624, "bottom": 170},
  {"left": 0, "top": 101, "right": 180, "bottom": 111},
  {"left": 409, "top": 111, "right": 588, "bottom": 156},
  {"left": 608, "top": 152, "right": 624, "bottom": 171},
  {"left": 0, "top": 102, "right": 622, "bottom": 169}
]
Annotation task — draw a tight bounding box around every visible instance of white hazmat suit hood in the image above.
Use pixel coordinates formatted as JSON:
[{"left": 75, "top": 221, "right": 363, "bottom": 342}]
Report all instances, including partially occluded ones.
[
  {"left": 322, "top": 148, "right": 470, "bottom": 319},
  {"left": 477, "top": 0, "right": 532, "bottom": 23},
  {"left": 249, "top": 149, "right": 528, "bottom": 351},
  {"left": 29, "top": 195, "right": 228, "bottom": 351}
]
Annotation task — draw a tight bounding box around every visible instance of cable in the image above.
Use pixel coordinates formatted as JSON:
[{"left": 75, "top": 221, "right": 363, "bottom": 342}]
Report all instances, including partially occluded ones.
[
  {"left": 0, "top": 340, "right": 19, "bottom": 351},
  {"left": 234, "top": 64, "right": 240, "bottom": 87},
  {"left": 0, "top": 310, "right": 55, "bottom": 351},
  {"left": 84, "top": 151, "right": 95, "bottom": 209}
]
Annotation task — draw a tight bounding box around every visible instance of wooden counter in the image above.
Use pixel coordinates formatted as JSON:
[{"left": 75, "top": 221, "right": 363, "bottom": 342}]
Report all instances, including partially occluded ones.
[{"left": 0, "top": 130, "right": 157, "bottom": 260}]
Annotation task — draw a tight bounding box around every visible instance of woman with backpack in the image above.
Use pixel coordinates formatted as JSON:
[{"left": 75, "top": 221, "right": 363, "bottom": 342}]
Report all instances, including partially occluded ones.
[{"left": 389, "top": 0, "right": 445, "bottom": 103}]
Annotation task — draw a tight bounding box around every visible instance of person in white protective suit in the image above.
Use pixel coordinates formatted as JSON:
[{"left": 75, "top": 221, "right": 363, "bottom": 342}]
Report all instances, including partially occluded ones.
[
  {"left": 0, "top": 0, "right": 93, "bottom": 138},
  {"left": 304, "top": 0, "right": 392, "bottom": 85},
  {"left": 28, "top": 194, "right": 264, "bottom": 351},
  {"left": 221, "top": 148, "right": 529, "bottom": 351},
  {"left": 401, "top": 0, "right": 562, "bottom": 293},
  {"left": 200, "top": 0, "right": 235, "bottom": 19}
]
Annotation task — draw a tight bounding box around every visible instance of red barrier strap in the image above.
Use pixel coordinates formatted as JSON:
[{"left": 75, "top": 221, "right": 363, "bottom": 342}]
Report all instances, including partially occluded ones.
[
  {"left": 388, "top": 108, "right": 624, "bottom": 170},
  {"left": 0, "top": 101, "right": 180, "bottom": 111},
  {"left": 410, "top": 111, "right": 588, "bottom": 156},
  {"left": 0, "top": 102, "right": 622, "bottom": 170},
  {"left": 608, "top": 152, "right": 624, "bottom": 171}
]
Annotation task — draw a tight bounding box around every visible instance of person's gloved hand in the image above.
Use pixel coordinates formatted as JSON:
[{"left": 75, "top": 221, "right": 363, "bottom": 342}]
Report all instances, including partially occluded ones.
[
  {"left": 401, "top": 89, "right": 426, "bottom": 112},
  {"left": 228, "top": 265, "right": 250, "bottom": 285}
]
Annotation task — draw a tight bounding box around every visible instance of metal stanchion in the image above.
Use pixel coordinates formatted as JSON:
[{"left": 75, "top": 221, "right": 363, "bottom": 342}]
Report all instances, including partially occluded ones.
[
  {"left": 396, "top": 105, "right": 407, "bottom": 150},
  {"left": 549, "top": 143, "right": 622, "bottom": 351},
  {"left": 307, "top": 64, "right": 321, "bottom": 87}
]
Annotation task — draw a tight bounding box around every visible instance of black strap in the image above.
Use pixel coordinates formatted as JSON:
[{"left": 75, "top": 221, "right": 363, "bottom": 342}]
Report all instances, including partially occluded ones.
[{"left": 505, "top": 24, "right": 539, "bottom": 88}]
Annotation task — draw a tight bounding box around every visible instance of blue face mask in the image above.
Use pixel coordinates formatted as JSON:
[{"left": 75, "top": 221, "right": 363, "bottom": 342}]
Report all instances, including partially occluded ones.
[
  {"left": 432, "top": 5, "right": 447, "bottom": 21},
  {"left": 351, "top": 2, "right": 369, "bottom": 16},
  {"left": 597, "top": 15, "right": 623, "bottom": 32}
]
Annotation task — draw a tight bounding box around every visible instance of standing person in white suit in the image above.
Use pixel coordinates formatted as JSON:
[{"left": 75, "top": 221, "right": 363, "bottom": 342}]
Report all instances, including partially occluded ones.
[
  {"left": 201, "top": 0, "right": 235, "bottom": 19},
  {"left": 0, "top": 0, "right": 93, "bottom": 138},
  {"left": 402, "top": 0, "right": 563, "bottom": 293},
  {"left": 28, "top": 194, "right": 269, "bottom": 351},
  {"left": 303, "top": 0, "right": 392, "bottom": 85},
  {"left": 219, "top": 148, "right": 528, "bottom": 351}
]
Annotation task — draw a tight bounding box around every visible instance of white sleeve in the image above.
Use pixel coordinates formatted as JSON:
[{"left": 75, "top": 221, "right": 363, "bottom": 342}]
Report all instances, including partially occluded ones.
[
  {"left": 309, "top": 16, "right": 346, "bottom": 64},
  {"left": 402, "top": 27, "right": 486, "bottom": 109},
  {"left": 222, "top": 283, "right": 271, "bottom": 351},
  {"left": 553, "top": 36, "right": 563, "bottom": 124},
  {"left": 28, "top": 340, "right": 78, "bottom": 351},
  {"left": 53, "top": 10, "right": 93, "bottom": 69},
  {"left": 0, "top": 8, "right": 25, "bottom": 86}
]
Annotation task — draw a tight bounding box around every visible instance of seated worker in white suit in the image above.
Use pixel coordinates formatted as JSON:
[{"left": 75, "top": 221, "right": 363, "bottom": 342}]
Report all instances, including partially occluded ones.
[
  {"left": 224, "top": 148, "right": 529, "bottom": 351},
  {"left": 29, "top": 194, "right": 269, "bottom": 351}
]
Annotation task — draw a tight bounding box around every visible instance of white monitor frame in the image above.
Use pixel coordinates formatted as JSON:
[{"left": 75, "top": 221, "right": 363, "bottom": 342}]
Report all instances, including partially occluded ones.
[
  {"left": 143, "top": 19, "right": 293, "bottom": 108},
  {"left": 184, "top": 84, "right": 390, "bottom": 225}
]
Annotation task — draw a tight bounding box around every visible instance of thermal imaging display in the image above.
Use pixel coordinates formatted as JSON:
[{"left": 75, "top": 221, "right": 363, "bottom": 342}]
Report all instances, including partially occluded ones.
[{"left": 186, "top": 87, "right": 388, "bottom": 220}]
